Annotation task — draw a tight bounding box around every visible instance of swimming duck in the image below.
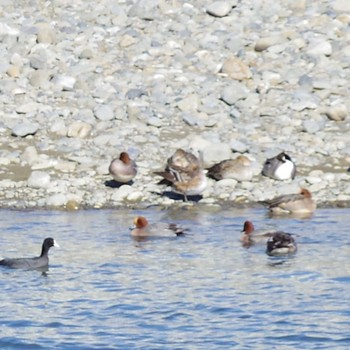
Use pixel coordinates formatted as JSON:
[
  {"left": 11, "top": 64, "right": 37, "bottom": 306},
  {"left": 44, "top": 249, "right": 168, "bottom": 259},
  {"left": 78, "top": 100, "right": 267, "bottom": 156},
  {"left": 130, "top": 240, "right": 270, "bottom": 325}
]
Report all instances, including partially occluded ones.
[
  {"left": 130, "top": 216, "right": 188, "bottom": 238},
  {"left": 261, "top": 152, "right": 296, "bottom": 180},
  {"left": 266, "top": 231, "right": 297, "bottom": 256},
  {"left": 240, "top": 220, "right": 274, "bottom": 247},
  {"left": 263, "top": 188, "right": 316, "bottom": 215},
  {"left": 154, "top": 149, "right": 207, "bottom": 201},
  {"left": 207, "top": 155, "right": 254, "bottom": 182},
  {"left": 0, "top": 237, "right": 59, "bottom": 270},
  {"left": 109, "top": 152, "right": 137, "bottom": 183}
]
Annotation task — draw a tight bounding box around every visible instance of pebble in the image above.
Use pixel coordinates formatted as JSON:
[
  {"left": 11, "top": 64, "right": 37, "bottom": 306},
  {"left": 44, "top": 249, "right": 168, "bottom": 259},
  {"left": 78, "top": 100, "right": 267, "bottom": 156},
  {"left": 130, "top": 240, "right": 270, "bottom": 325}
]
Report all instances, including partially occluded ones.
[
  {"left": 51, "top": 75, "right": 76, "bottom": 91},
  {"left": 324, "top": 105, "right": 347, "bottom": 121},
  {"left": 46, "top": 193, "right": 67, "bottom": 207},
  {"left": 254, "top": 36, "right": 283, "bottom": 52},
  {"left": 220, "top": 56, "right": 252, "bottom": 80},
  {"left": 27, "top": 171, "right": 51, "bottom": 189},
  {"left": 12, "top": 123, "right": 39, "bottom": 137},
  {"left": 67, "top": 121, "right": 92, "bottom": 138},
  {"left": 110, "top": 185, "right": 134, "bottom": 202},
  {"left": 307, "top": 40, "right": 333, "bottom": 56},
  {"left": 230, "top": 140, "right": 249, "bottom": 153},
  {"left": 0, "top": 0, "right": 349, "bottom": 209},
  {"left": 200, "top": 143, "right": 232, "bottom": 168},
  {"left": 94, "top": 104, "right": 115, "bottom": 121},
  {"left": 206, "top": 2, "right": 233, "bottom": 17}
]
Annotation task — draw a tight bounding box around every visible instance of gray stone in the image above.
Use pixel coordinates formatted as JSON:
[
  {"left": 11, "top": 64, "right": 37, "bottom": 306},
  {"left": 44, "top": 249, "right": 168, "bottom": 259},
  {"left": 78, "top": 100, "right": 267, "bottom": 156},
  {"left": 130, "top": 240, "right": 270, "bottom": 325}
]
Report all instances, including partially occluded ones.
[
  {"left": 307, "top": 41, "right": 332, "bottom": 56},
  {"left": 27, "top": 171, "right": 51, "bottom": 188},
  {"left": 46, "top": 193, "right": 67, "bottom": 207},
  {"left": 35, "top": 23, "right": 56, "bottom": 44},
  {"left": 67, "top": 121, "right": 92, "bottom": 138},
  {"left": 332, "top": 0, "right": 350, "bottom": 12},
  {"left": 12, "top": 123, "right": 39, "bottom": 137},
  {"left": 51, "top": 75, "right": 76, "bottom": 91},
  {"left": 303, "top": 119, "right": 325, "bottom": 134},
  {"left": 207, "top": 1, "right": 233, "bottom": 17},
  {"left": 324, "top": 105, "right": 347, "bottom": 121},
  {"left": 111, "top": 185, "right": 134, "bottom": 202},
  {"left": 230, "top": 140, "right": 249, "bottom": 153},
  {"left": 126, "top": 88, "right": 148, "bottom": 99},
  {"left": 94, "top": 104, "right": 115, "bottom": 121},
  {"left": 200, "top": 143, "right": 232, "bottom": 168},
  {"left": 254, "top": 36, "right": 283, "bottom": 52},
  {"left": 220, "top": 83, "right": 248, "bottom": 105}
]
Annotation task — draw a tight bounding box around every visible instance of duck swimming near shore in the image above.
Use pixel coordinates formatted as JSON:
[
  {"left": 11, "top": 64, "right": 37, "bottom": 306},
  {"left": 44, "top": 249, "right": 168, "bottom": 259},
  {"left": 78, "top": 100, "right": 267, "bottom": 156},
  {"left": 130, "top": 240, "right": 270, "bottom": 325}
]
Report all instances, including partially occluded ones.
[
  {"left": 130, "top": 216, "right": 188, "bottom": 238},
  {"left": 266, "top": 231, "right": 297, "bottom": 256}
]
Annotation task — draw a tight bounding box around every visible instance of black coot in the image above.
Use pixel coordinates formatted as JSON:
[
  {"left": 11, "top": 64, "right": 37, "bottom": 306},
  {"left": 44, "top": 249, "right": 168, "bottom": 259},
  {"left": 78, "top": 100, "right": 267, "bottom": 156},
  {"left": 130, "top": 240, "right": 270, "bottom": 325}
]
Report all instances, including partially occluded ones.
[{"left": 0, "top": 237, "right": 59, "bottom": 270}]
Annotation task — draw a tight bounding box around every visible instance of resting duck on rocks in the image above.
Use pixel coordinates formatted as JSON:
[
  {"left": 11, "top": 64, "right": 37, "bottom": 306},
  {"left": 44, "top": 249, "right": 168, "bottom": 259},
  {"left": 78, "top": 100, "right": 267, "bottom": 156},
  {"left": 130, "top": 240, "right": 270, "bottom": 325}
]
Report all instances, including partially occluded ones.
[
  {"left": 261, "top": 152, "right": 296, "bottom": 181},
  {"left": 154, "top": 148, "right": 207, "bottom": 201},
  {"left": 263, "top": 188, "right": 316, "bottom": 215},
  {"left": 109, "top": 152, "right": 137, "bottom": 184}
]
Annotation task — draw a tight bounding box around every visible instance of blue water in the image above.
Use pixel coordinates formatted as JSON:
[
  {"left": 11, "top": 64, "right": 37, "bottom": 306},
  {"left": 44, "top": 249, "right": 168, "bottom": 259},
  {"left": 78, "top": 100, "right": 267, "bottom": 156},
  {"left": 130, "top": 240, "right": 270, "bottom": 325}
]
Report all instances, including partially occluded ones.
[{"left": 0, "top": 208, "right": 349, "bottom": 349}]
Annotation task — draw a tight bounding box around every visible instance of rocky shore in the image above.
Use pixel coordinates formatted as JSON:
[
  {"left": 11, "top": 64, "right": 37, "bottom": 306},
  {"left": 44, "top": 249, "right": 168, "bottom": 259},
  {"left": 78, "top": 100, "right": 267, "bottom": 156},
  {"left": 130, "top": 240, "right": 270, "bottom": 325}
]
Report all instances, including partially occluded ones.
[{"left": 1, "top": 0, "right": 350, "bottom": 210}]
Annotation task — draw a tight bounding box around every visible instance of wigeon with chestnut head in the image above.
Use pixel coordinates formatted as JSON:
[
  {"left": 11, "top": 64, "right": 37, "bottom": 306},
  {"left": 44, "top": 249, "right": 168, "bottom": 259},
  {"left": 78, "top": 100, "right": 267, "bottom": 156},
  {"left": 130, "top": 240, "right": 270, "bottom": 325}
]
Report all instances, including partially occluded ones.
[
  {"left": 131, "top": 216, "right": 188, "bottom": 238},
  {"left": 263, "top": 188, "right": 316, "bottom": 215},
  {"left": 240, "top": 220, "right": 274, "bottom": 247},
  {"left": 109, "top": 152, "right": 137, "bottom": 184}
]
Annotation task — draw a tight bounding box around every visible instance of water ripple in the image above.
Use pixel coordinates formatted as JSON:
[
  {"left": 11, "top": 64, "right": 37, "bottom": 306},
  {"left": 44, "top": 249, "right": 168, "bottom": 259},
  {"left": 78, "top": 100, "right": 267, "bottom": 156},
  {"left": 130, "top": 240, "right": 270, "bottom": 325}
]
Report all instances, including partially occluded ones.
[{"left": 0, "top": 208, "right": 349, "bottom": 349}]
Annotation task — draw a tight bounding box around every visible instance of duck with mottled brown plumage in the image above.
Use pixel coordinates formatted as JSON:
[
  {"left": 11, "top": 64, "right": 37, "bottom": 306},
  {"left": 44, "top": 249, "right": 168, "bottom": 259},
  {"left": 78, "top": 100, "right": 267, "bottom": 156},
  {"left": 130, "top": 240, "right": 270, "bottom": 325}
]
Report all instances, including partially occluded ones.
[
  {"left": 207, "top": 155, "right": 254, "bottom": 182},
  {"left": 154, "top": 149, "right": 207, "bottom": 201}
]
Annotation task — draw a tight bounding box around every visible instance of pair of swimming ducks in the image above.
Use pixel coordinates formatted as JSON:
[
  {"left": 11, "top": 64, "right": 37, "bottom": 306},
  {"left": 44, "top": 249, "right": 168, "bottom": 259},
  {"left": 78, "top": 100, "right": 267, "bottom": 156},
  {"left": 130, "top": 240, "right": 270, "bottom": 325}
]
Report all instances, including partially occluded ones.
[{"left": 0, "top": 216, "right": 296, "bottom": 271}]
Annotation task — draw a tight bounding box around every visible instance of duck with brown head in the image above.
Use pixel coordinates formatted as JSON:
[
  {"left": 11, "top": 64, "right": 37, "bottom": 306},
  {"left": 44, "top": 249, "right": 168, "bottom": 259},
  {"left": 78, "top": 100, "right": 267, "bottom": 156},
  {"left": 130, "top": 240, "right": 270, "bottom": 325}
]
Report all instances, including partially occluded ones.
[
  {"left": 131, "top": 216, "right": 188, "bottom": 238},
  {"left": 263, "top": 188, "right": 316, "bottom": 215},
  {"left": 109, "top": 152, "right": 137, "bottom": 184}
]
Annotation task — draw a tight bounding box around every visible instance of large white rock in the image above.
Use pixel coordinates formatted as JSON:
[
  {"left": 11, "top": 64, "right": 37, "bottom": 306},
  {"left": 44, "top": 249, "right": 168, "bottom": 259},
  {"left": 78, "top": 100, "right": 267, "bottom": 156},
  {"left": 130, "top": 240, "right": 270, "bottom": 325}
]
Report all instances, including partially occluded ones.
[{"left": 27, "top": 171, "right": 51, "bottom": 188}]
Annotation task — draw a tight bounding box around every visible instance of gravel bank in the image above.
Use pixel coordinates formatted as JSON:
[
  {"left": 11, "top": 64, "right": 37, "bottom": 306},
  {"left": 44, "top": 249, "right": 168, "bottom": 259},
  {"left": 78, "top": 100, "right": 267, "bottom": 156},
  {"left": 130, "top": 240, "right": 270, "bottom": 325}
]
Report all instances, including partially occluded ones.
[{"left": 1, "top": 0, "right": 350, "bottom": 210}]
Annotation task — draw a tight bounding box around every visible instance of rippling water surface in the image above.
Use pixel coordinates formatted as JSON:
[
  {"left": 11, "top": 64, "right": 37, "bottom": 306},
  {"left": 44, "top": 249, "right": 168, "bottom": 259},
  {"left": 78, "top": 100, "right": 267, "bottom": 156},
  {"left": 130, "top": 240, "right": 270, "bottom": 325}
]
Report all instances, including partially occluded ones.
[{"left": 0, "top": 207, "right": 349, "bottom": 349}]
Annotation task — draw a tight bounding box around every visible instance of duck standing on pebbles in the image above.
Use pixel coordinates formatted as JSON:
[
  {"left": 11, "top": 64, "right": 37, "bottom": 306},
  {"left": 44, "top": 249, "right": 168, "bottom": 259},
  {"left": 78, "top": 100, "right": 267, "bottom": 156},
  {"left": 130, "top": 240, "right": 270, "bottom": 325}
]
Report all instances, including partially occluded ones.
[
  {"left": 154, "top": 148, "right": 207, "bottom": 202},
  {"left": 261, "top": 152, "right": 296, "bottom": 180},
  {"left": 109, "top": 152, "right": 137, "bottom": 184},
  {"left": 263, "top": 188, "right": 316, "bottom": 215}
]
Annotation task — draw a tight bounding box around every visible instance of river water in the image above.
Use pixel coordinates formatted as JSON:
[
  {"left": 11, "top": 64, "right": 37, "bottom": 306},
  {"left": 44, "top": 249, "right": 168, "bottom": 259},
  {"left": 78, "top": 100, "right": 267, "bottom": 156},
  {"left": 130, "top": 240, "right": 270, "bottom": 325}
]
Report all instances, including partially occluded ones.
[{"left": 0, "top": 207, "right": 349, "bottom": 349}]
